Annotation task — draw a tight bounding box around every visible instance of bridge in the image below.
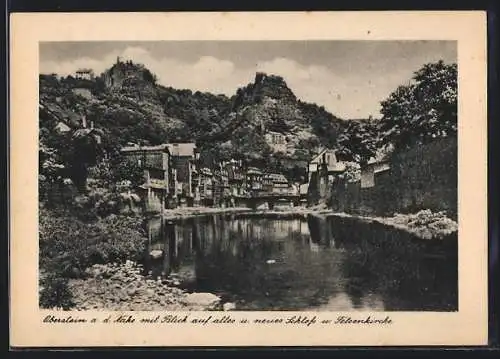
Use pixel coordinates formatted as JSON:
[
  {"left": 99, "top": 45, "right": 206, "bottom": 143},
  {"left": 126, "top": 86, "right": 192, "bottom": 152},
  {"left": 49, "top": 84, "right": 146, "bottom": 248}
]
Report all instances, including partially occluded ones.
[{"left": 234, "top": 193, "right": 305, "bottom": 210}]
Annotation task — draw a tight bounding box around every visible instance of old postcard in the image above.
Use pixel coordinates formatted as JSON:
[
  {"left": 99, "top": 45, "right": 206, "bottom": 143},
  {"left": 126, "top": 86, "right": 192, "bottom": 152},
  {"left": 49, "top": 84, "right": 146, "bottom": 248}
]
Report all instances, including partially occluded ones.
[{"left": 10, "top": 11, "right": 487, "bottom": 347}]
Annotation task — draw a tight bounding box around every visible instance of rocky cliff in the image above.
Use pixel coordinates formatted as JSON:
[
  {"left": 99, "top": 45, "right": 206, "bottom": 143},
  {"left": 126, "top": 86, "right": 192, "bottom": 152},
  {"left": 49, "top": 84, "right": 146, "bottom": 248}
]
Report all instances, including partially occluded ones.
[{"left": 39, "top": 60, "right": 348, "bottom": 174}]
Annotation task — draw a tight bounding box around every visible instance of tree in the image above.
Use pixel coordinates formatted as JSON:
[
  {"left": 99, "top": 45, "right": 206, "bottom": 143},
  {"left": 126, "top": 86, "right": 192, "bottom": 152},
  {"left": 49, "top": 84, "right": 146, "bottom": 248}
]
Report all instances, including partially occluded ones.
[
  {"left": 107, "top": 152, "right": 145, "bottom": 189},
  {"left": 339, "top": 162, "right": 361, "bottom": 183},
  {"left": 68, "top": 127, "right": 105, "bottom": 192},
  {"left": 378, "top": 60, "right": 457, "bottom": 151},
  {"left": 39, "top": 141, "right": 67, "bottom": 205},
  {"left": 336, "top": 120, "right": 378, "bottom": 166},
  {"left": 38, "top": 124, "right": 72, "bottom": 206}
]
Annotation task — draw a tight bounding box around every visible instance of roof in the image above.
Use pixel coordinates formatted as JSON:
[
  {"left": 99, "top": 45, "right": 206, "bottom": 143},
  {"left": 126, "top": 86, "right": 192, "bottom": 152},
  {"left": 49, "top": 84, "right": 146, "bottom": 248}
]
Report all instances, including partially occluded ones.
[
  {"left": 310, "top": 148, "right": 337, "bottom": 164},
  {"left": 327, "top": 163, "right": 347, "bottom": 173},
  {"left": 72, "top": 128, "right": 103, "bottom": 142},
  {"left": 55, "top": 122, "right": 71, "bottom": 133},
  {"left": 308, "top": 148, "right": 346, "bottom": 172},
  {"left": 266, "top": 131, "right": 285, "bottom": 136},
  {"left": 120, "top": 192, "right": 141, "bottom": 202},
  {"left": 374, "top": 163, "right": 391, "bottom": 173},
  {"left": 367, "top": 144, "right": 394, "bottom": 164},
  {"left": 121, "top": 144, "right": 170, "bottom": 153},
  {"left": 200, "top": 168, "right": 213, "bottom": 176},
  {"left": 263, "top": 173, "right": 288, "bottom": 183},
  {"left": 367, "top": 158, "right": 390, "bottom": 165},
  {"left": 166, "top": 143, "right": 197, "bottom": 157},
  {"left": 247, "top": 167, "right": 263, "bottom": 175},
  {"left": 364, "top": 161, "right": 391, "bottom": 173},
  {"left": 139, "top": 182, "right": 167, "bottom": 190}
]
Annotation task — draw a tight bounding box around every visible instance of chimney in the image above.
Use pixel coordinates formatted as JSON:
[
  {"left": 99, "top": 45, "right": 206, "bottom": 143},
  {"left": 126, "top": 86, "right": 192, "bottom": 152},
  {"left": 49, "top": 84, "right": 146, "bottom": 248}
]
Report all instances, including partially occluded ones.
[
  {"left": 90, "top": 121, "right": 94, "bottom": 129},
  {"left": 82, "top": 115, "right": 87, "bottom": 128}
]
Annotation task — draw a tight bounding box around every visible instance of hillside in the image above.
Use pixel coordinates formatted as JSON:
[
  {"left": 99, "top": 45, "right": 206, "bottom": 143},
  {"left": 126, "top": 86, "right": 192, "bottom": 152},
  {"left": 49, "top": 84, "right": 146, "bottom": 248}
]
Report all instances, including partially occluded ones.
[{"left": 39, "top": 60, "right": 348, "bottom": 174}]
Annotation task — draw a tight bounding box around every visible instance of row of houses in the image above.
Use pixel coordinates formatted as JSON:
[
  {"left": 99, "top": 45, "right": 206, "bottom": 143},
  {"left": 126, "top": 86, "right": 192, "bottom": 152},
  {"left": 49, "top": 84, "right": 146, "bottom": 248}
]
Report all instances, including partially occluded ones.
[
  {"left": 308, "top": 147, "right": 391, "bottom": 188},
  {"left": 53, "top": 116, "right": 388, "bottom": 211},
  {"left": 119, "top": 135, "right": 392, "bottom": 212},
  {"left": 305, "top": 146, "right": 392, "bottom": 207},
  {"left": 120, "top": 143, "right": 304, "bottom": 212}
]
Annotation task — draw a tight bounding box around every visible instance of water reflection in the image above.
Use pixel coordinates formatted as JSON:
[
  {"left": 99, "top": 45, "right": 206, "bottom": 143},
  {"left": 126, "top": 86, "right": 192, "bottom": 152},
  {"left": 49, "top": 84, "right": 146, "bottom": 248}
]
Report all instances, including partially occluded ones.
[{"left": 145, "top": 214, "right": 457, "bottom": 311}]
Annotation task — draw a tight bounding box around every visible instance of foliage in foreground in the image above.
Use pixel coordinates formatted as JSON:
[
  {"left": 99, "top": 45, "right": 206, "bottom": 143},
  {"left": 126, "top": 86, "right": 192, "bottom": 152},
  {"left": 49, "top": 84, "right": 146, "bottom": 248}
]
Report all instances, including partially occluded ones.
[
  {"left": 39, "top": 274, "right": 75, "bottom": 310},
  {"left": 378, "top": 61, "right": 457, "bottom": 152},
  {"left": 389, "top": 209, "right": 458, "bottom": 239},
  {"left": 39, "top": 208, "right": 147, "bottom": 279},
  {"left": 39, "top": 208, "right": 148, "bottom": 309}
]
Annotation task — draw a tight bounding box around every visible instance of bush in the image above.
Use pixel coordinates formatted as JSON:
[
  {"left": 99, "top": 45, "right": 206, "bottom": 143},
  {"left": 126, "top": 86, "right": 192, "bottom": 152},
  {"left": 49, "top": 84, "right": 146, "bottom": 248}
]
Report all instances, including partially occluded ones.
[
  {"left": 39, "top": 208, "right": 147, "bottom": 278},
  {"left": 68, "top": 185, "right": 126, "bottom": 221},
  {"left": 39, "top": 274, "right": 75, "bottom": 310},
  {"left": 390, "top": 209, "right": 458, "bottom": 239}
]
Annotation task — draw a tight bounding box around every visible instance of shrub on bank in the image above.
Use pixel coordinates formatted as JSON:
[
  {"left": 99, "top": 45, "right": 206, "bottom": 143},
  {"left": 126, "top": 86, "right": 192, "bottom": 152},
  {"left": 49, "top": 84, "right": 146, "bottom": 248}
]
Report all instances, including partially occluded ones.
[
  {"left": 39, "top": 274, "right": 75, "bottom": 310},
  {"left": 39, "top": 208, "right": 147, "bottom": 278},
  {"left": 390, "top": 209, "right": 458, "bottom": 239}
]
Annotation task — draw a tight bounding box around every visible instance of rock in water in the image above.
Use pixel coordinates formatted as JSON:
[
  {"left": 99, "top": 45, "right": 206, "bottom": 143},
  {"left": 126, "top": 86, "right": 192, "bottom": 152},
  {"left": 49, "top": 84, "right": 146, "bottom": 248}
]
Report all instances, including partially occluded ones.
[
  {"left": 266, "top": 259, "right": 276, "bottom": 264},
  {"left": 223, "top": 302, "right": 236, "bottom": 311},
  {"left": 150, "top": 250, "right": 163, "bottom": 259},
  {"left": 183, "top": 293, "right": 221, "bottom": 308}
]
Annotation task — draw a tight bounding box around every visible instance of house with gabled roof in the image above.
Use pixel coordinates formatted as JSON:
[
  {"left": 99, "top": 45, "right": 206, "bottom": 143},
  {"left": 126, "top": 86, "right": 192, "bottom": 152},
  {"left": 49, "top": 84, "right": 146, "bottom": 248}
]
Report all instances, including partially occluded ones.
[
  {"left": 307, "top": 148, "right": 346, "bottom": 183},
  {"left": 198, "top": 167, "right": 214, "bottom": 205},
  {"left": 306, "top": 148, "right": 348, "bottom": 206},
  {"left": 75, "top": 68, "right": 94, "bottom": 81},
  {"left": 223, "top": 159, "right": 245, "bottom": 197},
  {"left": 165, "top": 143, "right": 199, "bottom": 206},
  {"left": 264, "top": 131, "right": 287, "bottom": 153},
  {"left": 54, "top": 121, "right": 71, "bottom": 134},
  {"left": 360, "top": 146, "right": 393, "bottom": 188},
  {"left": 246, "top": 167, "right": 263, "bottom": 194},
  {"left": 263, "top": 173, "right": 290, "bottom": 195},
  {"left": 120, "top": 143, "right": 172, "bottom": 212}
]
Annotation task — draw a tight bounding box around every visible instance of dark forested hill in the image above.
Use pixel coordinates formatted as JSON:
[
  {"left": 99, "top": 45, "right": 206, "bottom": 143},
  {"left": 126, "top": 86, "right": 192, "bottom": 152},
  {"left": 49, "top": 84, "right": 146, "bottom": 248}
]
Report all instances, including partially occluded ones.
[{"left": 39, "top": 59, "right": 348, "bottom": 173}]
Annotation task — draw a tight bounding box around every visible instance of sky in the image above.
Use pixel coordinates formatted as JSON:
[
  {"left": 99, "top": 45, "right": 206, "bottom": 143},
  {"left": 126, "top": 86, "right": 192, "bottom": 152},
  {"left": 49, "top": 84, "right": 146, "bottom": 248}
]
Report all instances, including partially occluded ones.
[{"left": 40, "top": 41, "right": 456, "bottom": 119}]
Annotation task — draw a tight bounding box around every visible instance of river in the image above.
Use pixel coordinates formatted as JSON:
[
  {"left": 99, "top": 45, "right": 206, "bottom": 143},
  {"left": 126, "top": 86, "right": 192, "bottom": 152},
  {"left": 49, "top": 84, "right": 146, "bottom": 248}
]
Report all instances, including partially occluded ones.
[{"left": 144, "top": 214, "right": 458, "bottom": 311}]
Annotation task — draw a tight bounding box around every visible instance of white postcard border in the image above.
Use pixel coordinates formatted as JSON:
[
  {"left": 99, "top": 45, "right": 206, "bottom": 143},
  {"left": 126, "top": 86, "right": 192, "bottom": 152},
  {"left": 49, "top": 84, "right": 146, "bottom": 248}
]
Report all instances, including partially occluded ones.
[{"left": 9, "top": 11, "right": 488, "bottom": 347}]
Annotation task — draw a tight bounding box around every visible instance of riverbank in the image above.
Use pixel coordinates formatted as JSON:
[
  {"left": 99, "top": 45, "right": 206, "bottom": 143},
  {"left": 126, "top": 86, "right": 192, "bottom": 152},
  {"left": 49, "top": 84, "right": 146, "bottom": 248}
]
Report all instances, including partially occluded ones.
[
  {"left": 159, "top": 205, "right": 332, "bottom": 221},
  {"left": 320, "top": 209, "right": 458, "bottom": 240},
  {"left": 38, "top": 208, "right": 225, "bottom": 311},
  {"left": 40, "top": 206, "right": 457, "bottom": 310},
  {"left": 232, "top": 208, "right": 331, "bottom": 220},
  {"left": 161, "top": 206, "right": 251, "bottom": 220},
  {"left": 68, "top": 261, "right": 226, "bottom": 311},
  {"left": 160, "top": 206, "right": 457, "bottom": 241}
]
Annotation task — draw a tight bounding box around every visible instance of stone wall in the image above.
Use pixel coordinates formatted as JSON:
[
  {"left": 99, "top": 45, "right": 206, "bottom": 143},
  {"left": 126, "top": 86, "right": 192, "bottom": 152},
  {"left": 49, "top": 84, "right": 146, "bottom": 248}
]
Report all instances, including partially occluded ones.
[{"left": 330, "top": 137, "right": 457, "bottom": 220}]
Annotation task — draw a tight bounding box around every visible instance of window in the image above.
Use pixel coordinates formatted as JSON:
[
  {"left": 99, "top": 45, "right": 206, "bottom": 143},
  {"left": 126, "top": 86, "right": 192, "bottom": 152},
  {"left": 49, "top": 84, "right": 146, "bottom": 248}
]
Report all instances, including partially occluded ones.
[
  {"left": 361, "top": 169, "right": 375, "bottom": 188},
  {"left": 273, "top": 134, "right": 284, "bottom": 144}
]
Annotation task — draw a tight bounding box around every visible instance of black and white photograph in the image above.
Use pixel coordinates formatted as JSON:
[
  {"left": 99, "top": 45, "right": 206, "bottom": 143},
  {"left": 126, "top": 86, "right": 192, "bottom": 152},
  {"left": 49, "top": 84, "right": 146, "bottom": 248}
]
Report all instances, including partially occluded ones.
[
  {"left": 9, "top": 11, "right": 488, "bottom": 348},
  {"left": 38, "top": 39, "right": 459, "bottom": 312}
]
